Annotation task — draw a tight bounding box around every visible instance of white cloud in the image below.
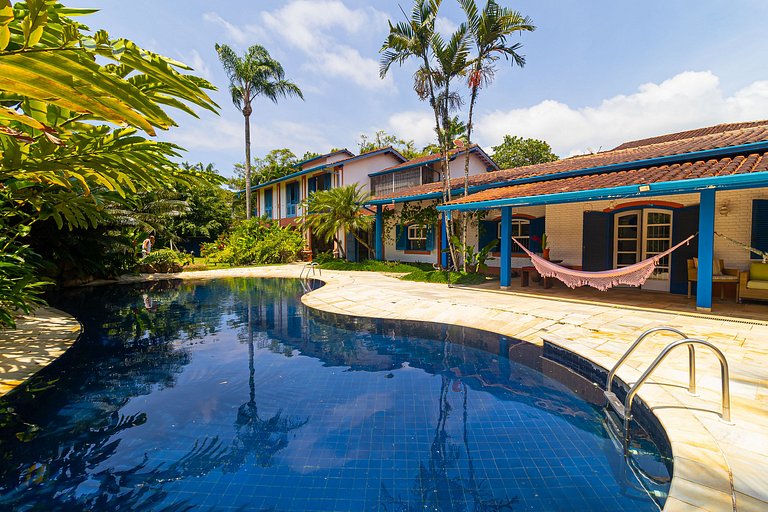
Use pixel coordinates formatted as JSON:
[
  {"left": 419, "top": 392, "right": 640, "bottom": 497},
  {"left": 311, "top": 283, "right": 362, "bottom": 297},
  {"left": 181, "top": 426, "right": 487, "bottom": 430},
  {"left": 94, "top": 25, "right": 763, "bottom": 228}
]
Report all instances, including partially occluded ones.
[
  {"left": 474, "top": 71, "right": 768, "bottom": 156},
  {"left": 387, "top": 110, "right": 437, "bottom": 147},
  {"left": 178, "top": 49, "right": 211, "bottom": 81},
  {"left": 260, "top": 1, "right": 393, "bottom": 91},
  {"left": 202, "top": 11, "right": 265, "bottom": 45},
  {"left": 165, "top": 115, "right": 333, "bottom": 159},
  {"left": 435, "top": 16, "right": 459, "bottom": 38}
]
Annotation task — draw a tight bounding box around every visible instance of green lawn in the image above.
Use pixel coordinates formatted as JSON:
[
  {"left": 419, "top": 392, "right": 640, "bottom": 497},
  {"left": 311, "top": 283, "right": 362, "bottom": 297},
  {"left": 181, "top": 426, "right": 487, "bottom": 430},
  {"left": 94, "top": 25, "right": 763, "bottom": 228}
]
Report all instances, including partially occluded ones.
[{"left": 315, "top": 258, "right": 490, "bottom": 285}]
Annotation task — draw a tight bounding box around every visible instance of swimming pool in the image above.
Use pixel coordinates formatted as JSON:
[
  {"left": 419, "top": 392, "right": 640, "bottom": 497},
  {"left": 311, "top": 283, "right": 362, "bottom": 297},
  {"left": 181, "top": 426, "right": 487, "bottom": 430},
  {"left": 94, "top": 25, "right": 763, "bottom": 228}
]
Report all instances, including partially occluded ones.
[{"left": 0, "top": 278, "right": 669, "bottom": 511}]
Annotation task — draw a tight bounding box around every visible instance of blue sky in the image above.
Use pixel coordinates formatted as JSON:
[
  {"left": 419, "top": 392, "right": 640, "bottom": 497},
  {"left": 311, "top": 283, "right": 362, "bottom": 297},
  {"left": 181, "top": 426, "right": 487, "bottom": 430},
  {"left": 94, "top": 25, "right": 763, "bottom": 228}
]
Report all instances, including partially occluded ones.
[{"left": 69, "top": 0, "right": 768, "bottom": 176}]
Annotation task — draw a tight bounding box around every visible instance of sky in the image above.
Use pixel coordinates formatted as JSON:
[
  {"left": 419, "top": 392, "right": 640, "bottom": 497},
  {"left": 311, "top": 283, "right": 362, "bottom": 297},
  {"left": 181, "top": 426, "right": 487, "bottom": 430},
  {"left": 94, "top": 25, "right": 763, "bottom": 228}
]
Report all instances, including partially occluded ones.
[{"left": 68, "top": 0, "right": 768, "bottom": 177}]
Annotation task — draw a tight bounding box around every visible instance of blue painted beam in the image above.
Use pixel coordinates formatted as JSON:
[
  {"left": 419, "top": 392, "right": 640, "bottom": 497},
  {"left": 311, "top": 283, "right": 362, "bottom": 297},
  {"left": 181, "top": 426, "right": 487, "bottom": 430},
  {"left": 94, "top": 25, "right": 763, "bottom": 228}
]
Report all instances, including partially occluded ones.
[
  {"left": 441, "top": 214, "right": 449, "bottom": 268},
  {"left": 500, "top": 206, "right": 512, "bottom": 288},
  {"left": 697, "top": 190, "right": 716, "bottom": 310},
  {"left": 437, "top": 171, "right": 768, "bottom": 212},
  {"left": 375, "top": 205, "right": 383, "bottom": 261}
]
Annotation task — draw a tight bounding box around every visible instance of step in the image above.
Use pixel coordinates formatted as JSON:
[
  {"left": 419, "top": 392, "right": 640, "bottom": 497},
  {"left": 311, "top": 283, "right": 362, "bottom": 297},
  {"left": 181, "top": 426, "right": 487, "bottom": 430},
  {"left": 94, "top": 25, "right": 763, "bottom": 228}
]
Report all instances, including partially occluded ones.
[{"left": 604, "top": 391, "right": 627, "bottom": 420}]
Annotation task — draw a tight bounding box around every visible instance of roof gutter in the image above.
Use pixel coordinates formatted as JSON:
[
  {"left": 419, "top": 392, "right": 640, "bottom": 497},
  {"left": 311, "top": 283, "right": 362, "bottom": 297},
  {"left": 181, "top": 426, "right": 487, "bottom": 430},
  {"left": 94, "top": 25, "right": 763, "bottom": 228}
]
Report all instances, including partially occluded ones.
[{"left": 437, "top": 171, "right": 768, "bottom": 212}]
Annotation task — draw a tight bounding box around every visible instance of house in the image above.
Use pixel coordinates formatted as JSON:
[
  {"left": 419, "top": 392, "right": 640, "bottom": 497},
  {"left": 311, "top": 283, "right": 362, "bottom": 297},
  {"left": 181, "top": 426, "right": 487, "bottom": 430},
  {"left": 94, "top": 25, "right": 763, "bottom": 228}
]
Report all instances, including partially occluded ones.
[
  {"left": 250, "top": 147, "right": 406, "bottom": 256},
  {"left": 369, "top": 120, "right": 768, "bottom": 311},
  {"left": 249, "top": 145, "right": 499, "bottom": 261},
  {"left": 366, "top": 145, "right": 499, "bottom": 263},
  {"left": 452, "top": 121, "right": 768, "bottom": 311}
]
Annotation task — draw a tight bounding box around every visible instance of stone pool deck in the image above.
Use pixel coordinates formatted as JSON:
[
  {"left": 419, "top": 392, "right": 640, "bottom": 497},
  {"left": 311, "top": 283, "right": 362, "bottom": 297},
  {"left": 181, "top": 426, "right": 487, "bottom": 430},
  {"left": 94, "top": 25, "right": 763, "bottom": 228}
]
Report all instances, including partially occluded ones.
[{"left": 2, "top": 264, "right": 767, "bottom": 511}]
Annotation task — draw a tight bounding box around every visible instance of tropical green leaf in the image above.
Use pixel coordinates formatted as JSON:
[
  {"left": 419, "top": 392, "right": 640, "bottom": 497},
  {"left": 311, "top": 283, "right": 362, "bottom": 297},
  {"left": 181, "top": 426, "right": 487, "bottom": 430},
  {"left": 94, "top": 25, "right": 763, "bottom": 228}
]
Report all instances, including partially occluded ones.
[{"left": 0, "top": 0, "right": 13, "bottom": 50}]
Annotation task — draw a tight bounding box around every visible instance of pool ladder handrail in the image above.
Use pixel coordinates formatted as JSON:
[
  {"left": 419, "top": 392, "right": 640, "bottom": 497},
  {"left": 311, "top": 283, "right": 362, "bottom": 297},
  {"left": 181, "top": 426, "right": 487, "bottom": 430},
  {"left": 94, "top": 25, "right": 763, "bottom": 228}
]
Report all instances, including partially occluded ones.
[
  {"left": 299, "top": 261, "right": 321, "bottom": 280},
  {"left": 603, "top": 327, "right": 731, "bottom": 453}
]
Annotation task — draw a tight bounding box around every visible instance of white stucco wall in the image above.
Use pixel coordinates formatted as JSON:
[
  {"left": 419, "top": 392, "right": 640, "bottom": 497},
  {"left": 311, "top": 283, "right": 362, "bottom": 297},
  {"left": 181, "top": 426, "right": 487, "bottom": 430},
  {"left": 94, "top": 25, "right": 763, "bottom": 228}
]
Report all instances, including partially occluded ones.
[
  {"left": 382, "top": 200, "right": 440, "bottom": 264},
  {"left": 341, "top": 153, "right": 405, "bottom": 193}
]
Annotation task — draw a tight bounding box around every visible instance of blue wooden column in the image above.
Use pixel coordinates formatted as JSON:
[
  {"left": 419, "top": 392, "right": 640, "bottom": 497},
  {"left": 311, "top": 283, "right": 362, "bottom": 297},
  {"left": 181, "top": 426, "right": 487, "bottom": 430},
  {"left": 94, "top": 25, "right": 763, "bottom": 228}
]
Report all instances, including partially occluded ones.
[
  {"left": 500, "top": 206, "right": 512, "bottom": 288},
  {"left": 441, "top": 213, "right": 449, "bottom": 268},
  {"left": 696, "top": 189, "right": 716, "bottom": 310},
  {"left": 375, "top": 205, "right": 383, "bottom": 261}
]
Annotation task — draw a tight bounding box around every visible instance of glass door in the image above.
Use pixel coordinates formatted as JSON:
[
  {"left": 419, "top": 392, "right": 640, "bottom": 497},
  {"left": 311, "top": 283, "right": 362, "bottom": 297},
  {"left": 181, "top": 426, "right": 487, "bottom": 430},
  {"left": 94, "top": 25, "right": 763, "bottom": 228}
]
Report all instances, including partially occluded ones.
[
  {"left": 613, "top": 209, "right": 673, "bottom": 292},
  {"left": 614, "top": 210, "right": 641, "bottom": 269},
  {"left": 641, "top": 209, "right": 673, "bottom": 291}
]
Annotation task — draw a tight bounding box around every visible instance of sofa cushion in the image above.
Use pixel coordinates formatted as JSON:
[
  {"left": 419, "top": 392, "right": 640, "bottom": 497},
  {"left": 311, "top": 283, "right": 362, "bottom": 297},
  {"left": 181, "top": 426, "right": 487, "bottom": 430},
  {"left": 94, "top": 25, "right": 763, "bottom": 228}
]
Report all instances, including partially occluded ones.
[
  {"left": 749, "top": 262, "right": 768, "bottom": 281},
  {"left": 746, "top": 279, "right": 768, "bottom": 290}
]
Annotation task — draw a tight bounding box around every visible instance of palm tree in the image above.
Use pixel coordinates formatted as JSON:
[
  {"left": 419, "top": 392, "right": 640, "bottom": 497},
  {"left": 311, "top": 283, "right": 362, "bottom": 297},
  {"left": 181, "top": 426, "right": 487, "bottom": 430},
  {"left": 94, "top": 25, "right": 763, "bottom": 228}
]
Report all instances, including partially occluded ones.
[
  {"left": 380, "top": 0, "right": 468, "bottom": 268},
  {"left": 215, "top": 44, "right": 304, "bottom": 219},
  {"left": 458, "top": 0, "right": 534, "bottom": 270},
  {"left": 301, "top": 184, "right": 374, "bottom": 259}
]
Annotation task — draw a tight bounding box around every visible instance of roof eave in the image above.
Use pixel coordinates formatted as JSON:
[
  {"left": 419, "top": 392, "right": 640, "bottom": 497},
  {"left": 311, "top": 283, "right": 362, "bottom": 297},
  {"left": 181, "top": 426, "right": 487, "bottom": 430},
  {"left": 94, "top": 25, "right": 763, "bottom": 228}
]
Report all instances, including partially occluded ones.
[{"left": 438, "top": 171, "right": 768, "bottom": 211}]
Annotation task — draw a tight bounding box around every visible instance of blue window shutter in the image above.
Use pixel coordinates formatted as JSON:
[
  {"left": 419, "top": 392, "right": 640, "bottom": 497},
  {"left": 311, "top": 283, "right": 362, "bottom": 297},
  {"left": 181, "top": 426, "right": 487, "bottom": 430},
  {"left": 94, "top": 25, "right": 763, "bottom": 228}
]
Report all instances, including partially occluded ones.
[
  {"left": 529, "top": 217, "right": 545, "bottom": 253},
  {"left": 308, "top": 177, "right": 317, "bottom": 193},
  {"left": 396, "top": 225, "right": 406, "bottom": 250},
  {"left": 425, "top": 225, "right": 435, "bottom": 251},
  {"left": 582, "top": 212, "right": 612, "bottom": 271},
  {"left": 670, "top": 205, "right": 699, "bottom": 294},
  {"left": 478, "top": 220, "right": 497, "bottom": 250},
  {"left": 323, "top": 173, "right": 332, "bottom": 190},
  {"left": 752, "top": 199, "right": 768, "bottom": 259}
]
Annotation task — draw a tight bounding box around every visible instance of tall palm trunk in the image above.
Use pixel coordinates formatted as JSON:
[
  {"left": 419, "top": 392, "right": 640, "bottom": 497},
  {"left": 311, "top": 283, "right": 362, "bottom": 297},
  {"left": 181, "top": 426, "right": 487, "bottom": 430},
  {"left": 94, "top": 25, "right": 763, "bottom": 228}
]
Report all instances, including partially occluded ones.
[
  {"left": 422, "top": 56, "right": 459, "bottom": 270},
  {"left": 461, "top": 81, "right": 480, "bottom": 272},
  {"left": 440, "top": 81, "right": 461, "bottom": 269},
  {"left": 243, "top": 103, "right": 253, "bottom": 219}
]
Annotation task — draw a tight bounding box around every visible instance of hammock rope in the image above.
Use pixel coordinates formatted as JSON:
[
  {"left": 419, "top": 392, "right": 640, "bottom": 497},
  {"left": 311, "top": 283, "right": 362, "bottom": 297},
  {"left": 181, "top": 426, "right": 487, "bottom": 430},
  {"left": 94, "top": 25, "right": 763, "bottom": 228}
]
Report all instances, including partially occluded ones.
[
  {"left": 511, "top": 234, "right": 697, "bottom": 291},
  {"left": 714, "top": 232, "right": 768, "bottom": 263}
]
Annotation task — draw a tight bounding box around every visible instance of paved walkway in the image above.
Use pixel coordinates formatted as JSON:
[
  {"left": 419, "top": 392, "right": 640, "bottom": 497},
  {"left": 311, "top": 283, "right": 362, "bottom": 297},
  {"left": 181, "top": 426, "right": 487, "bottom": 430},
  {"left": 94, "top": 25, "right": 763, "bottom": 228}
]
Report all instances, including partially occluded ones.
[
  {"left": 2, "top": 264, "right": 767, "bottom": 511},
  {"left": 0, "top": 307, "right": 81, "bottom": 396}
]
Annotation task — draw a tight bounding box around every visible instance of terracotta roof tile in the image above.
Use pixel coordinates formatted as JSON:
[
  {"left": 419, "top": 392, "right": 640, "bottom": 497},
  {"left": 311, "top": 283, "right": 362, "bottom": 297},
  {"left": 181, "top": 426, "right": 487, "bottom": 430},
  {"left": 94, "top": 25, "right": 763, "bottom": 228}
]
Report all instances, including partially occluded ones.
[
  {"left": 446, "top": 152, "right": 768, "bottom": 206},
  {"left": 612, "top": 121, "right": 768, "bottom": 150},
  {"left": 372, "top": 120, "right": 768, "bottom": 201}
]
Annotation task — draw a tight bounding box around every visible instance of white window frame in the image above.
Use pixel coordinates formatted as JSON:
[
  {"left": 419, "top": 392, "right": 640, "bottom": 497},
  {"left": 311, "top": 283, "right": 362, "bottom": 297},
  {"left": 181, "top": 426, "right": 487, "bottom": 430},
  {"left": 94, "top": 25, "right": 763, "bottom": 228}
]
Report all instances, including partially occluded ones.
[
  {"left": 407, "top": 224, "right": 428, "bottom": 251},
  {"left": 498, "top": 219, "right": 530, "bottom": 250}
]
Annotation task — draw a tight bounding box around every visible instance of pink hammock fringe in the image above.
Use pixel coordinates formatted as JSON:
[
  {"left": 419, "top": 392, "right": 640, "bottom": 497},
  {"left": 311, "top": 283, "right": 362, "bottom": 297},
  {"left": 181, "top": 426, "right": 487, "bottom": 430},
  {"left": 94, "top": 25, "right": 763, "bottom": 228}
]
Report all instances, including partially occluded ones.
[{"left": 512, "top": 234, "right": 696, "bottom": 291}]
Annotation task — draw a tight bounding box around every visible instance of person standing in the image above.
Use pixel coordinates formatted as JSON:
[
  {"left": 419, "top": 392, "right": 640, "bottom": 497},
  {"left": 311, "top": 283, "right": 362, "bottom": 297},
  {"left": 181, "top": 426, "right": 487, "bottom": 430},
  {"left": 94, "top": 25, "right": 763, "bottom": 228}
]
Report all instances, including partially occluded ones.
[{"left": 141, "top": 235, "right": 155, "bottom": 258}]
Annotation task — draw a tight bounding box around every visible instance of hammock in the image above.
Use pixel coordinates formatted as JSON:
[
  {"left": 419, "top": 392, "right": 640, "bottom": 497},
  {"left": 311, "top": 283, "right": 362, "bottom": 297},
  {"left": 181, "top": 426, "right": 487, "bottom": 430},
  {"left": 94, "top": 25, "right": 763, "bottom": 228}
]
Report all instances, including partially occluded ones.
[
  {"left": 714, "top": 232, "right": 768, "bottom": 263},
  {"left": 511, "top": 234, "right": 697, "bottom": 291}
]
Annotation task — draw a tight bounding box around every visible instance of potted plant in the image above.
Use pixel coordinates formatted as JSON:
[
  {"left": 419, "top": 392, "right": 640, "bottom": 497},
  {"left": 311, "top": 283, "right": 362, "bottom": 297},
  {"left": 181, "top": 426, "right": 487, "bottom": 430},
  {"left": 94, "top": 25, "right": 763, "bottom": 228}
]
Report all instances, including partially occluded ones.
[{"left": 541, "top": 233, "right": 550, "bottom": 260}]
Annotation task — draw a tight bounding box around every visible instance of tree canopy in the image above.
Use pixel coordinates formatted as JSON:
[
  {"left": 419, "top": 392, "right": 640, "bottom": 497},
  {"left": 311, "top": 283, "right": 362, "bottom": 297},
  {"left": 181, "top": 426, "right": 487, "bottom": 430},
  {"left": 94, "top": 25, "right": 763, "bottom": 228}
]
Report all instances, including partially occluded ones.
[
  {"left": 491, "top": 135, "right": 558, "bottom": 169},
  {"left": 0, "top": 1, "right": 221, "bottom": 326},
  {"left": 358, "top": 130, "right": 423, "bottom": 160}
]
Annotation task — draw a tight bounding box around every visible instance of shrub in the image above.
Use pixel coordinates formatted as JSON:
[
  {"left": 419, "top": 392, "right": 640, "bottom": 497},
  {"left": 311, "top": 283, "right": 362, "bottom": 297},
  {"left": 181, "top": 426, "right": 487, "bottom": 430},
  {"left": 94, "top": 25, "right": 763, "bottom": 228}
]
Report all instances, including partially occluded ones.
[
  {"left": 202, "top": 219, "right": 304, "bottom": 266},
  {"left": 0, "top": 238, "right": 50, "bottom": 328},
  {"left": 138, "top": 249, "right": 190, "bottom": 273}
]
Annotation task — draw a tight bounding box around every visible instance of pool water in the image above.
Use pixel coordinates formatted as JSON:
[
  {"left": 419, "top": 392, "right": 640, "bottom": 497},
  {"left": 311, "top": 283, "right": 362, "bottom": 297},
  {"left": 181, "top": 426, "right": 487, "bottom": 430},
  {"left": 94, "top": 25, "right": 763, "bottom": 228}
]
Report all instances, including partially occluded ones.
[{"left": 0, "top": 278, "right": 669, "bottom": 511}]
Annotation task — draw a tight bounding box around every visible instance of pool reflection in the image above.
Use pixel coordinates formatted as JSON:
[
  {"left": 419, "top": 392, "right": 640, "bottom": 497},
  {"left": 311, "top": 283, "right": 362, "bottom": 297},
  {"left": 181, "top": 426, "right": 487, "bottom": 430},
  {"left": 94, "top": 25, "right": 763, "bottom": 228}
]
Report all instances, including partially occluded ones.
[{"left": 0, "top": 278, "right": 666, "bottom": 511}]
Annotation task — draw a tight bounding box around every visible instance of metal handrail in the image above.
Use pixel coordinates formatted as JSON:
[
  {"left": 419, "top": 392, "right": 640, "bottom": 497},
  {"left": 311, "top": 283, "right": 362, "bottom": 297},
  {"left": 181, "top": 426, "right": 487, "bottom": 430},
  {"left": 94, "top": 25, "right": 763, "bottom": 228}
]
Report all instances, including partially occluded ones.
[
  {"left": 299, "top": 261, "right": 321, "bottom": 280},
  {"left": 622, "top": 338, "right": 731, "bottom": 451},
  {"left": 606, "top": 327, "right": 692, "bottom": 394}
]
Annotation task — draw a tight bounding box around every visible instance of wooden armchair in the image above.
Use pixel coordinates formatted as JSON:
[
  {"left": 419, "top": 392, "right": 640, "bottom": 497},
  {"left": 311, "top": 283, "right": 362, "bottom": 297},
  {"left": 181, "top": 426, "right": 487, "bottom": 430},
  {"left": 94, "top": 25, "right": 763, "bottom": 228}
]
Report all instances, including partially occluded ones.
[{"left": 687, "top": 259, "right": 740, "bottom": 300}]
